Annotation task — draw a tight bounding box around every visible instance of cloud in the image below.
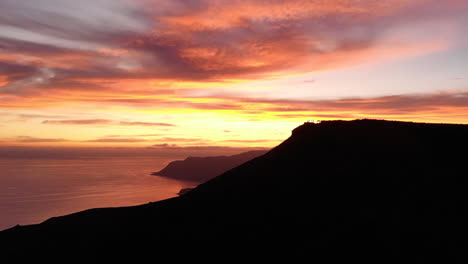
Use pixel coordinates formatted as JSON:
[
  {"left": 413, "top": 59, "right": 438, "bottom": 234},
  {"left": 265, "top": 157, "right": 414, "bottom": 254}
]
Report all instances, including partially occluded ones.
[
  {"left": 265, "top": 107, "right": 310, "bottom": 112},
  {"left": 0, "top": 0, "right": 150, "bottom": 51},
  {"left": 311, "top": 93, "right": 468, "bottom": 113},
  {"left": 152, "top": 143, "right": 178, "bottom": 148},
  {"left": 17, "top": 113, "right": 66, "bottom": 119},
  {"left": 1, "top": 0, "right": 467, "bottom": 126},
  {"left": 0, "top": 61, "right": 37, "bottom": 79},
  {"left": 0, "top": 0, "right": 152, "bottom": 95},
  {"left": 84, "top": 138, "right": 148, "bottom": 143},
  {"left": 1, "top": 0, "right": 466, "bottom": 96},
  {"left": 159, "top": 137, "right": 205, "bottom": 143},
  {"left": 213, "top": 91, "right": 468, "bottom": 122},
  {"left": 104, "top": 133, "right": 162, "bottom": 138},
  {"left": 15, "top": 136, "right": 68, "bottom": 143},
  {"left": 189, "top": 102, "right": 243, "bottom": 110},
  {"left": 0, "top": 62, "right": 115, "bottom": 96},
  {"left": 42, "top": 119, "right": 112, "bottom": 125},
  {"left": 120, "top": 0, "right": 466, "bottom": 81},
  {"left": 119, "top": 121, "right": 176, "bottom": 127},
  {"left": 0, "top": 112, "right": 66, "bottom": 120},
  {"left": 1, "top": 68, "right": 56, "bottom": 94},
  {"left": 275, "top": 113, "right": 356, "bottom": 119},
  {"left": 40, "top": 119, "right": 176, "bottom": 126},
  {"left": 223, "top": 139, "right": 281, "bottom": 143}
]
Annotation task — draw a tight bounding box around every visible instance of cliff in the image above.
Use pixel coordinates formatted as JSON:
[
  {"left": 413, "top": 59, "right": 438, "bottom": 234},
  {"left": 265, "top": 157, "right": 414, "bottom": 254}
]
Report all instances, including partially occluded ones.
[{"left": 152, "top": 150, "right": 268, "bottom": 182}]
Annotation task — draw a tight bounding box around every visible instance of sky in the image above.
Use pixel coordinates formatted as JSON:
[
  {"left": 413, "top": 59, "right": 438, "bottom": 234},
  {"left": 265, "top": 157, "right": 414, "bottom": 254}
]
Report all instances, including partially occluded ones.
[{"left": 1, "top": 0, "right": 468, "bottom": 149}]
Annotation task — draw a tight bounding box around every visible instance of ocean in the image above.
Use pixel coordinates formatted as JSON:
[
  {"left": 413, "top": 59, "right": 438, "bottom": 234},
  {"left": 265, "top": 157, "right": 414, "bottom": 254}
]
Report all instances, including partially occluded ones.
[{"left": 0, "top": 156, "right": 195, "bottom": 231}]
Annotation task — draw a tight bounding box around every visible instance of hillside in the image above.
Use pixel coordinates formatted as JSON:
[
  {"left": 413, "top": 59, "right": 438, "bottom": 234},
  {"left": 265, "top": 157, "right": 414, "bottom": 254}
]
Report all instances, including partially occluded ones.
[
  {"left": 152, "top": 150, "right": 268, "bottom": 182},
  {"left": 2, "top": 119, "right": 468, "bottom": 261}
]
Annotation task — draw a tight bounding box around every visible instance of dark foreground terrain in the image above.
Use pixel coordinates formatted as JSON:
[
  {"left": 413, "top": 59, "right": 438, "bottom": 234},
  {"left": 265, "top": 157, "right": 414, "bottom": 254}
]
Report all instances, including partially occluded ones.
[{"left": 2, "top": 119, "right": 468, "bottom": 261}]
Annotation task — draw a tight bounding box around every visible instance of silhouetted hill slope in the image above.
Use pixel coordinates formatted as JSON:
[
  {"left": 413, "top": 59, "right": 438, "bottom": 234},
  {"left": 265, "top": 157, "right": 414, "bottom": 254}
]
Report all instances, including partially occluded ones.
[
  {"left": 152, "top": 150, "right": 267, "bottom": 182},
  {"left": 2, "top": 119, "right": 468, "bottom": 261}
]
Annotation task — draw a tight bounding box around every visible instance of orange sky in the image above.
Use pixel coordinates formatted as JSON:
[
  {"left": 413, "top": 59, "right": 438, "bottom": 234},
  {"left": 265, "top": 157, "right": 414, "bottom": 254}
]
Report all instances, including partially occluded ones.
[{"left": 1, "top": 0, "right": 468, "bottom": 148}]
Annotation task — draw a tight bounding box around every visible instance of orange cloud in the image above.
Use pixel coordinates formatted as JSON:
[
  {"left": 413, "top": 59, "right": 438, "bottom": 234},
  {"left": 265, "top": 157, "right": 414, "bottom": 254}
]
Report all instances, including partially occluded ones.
[
  {"left": 1, "top": 0, "right": 466, "bottom": 99},
  {"left": 84, "top": 138, "right": 149, "bottom": 143},
  {"left": 41, "top": 119, "right": 177, "bottom": 127},
  {"left": 159, "top": 0, "right": 408, "bottom": 32},
  {"left": 42, "top": 119, "right": 112, "bottom": 125},
  {"left": 119, "top": 121, "right": 176, "bottom": 126},
  {"left": 223, "top": 91, "right": 468, "bottom": 123},
  {"left": 15, "top": 136, "right": 69, "bottom": 143}
]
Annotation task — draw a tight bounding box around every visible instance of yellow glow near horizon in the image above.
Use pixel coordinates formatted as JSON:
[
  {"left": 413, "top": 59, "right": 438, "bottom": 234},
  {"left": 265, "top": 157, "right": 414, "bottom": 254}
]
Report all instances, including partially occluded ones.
[{"left": 1, "top": 0, "right": 468, "bottom": 148}]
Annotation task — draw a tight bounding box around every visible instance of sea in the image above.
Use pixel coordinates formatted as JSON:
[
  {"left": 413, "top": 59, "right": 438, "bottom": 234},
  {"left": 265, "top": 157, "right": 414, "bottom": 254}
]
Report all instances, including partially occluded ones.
[{"left": 0, "top": 156, "right": 196, "bottom": 231}]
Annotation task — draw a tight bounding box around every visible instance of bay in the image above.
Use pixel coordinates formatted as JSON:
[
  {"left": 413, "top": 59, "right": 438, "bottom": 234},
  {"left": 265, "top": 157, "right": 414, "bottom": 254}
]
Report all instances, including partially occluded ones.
[{"left": 0, "top": 157, "right": 195, "bottom": 231}]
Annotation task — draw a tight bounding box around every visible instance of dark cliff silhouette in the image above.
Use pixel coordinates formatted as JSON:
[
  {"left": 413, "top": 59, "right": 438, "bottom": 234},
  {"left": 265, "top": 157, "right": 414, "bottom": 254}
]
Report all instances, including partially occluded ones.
[
  {"left": 152, "top": 150, "right": 268, "bottom": 182},
  {"left": 2, "top": 119, "right": 468, "bottom": 261}
]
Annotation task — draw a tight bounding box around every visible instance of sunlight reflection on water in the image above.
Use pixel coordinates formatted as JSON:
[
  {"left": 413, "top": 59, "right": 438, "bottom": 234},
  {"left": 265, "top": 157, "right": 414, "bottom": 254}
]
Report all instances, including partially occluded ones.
[{"left": 0, "top": 157, "right": 194, "bottom": 231}]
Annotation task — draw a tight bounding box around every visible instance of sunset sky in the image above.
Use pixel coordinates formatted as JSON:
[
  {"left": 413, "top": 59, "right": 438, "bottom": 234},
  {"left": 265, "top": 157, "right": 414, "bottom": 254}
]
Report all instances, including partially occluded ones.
[{"left": 1, "top": 0, "right": 467, "bottom": 148}]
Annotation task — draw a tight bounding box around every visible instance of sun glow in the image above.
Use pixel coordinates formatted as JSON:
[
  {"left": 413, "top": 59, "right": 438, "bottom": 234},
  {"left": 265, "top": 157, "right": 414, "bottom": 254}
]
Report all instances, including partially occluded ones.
[{"left": 1, "top": 0, "right": 468, "bottom": 147}]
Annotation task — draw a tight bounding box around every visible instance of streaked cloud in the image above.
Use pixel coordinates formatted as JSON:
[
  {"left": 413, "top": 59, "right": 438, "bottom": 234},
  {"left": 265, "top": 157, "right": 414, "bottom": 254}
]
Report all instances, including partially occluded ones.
[
  {"left": 15, "top": 136, "right": 69, "bottom": 143},
  {"left": 119, "top": 121, "right": 176, "bottom": 127},
  {"left": 0, "top": 0, "right": 150, "bottom": 50},
  {"left": 254, "top": 92, "right": 468, "bottom": 113},
  {"left": 42, "top": 119, "right": 112, "bottom": 125},
  {"left": 41, "top": 119, "right": 176, "bottom": 127},
  {"left": 223, "top": 139, "right": 282, "bottom": 143},
  {"left": 104, "top": 134, "right": 162, "bottom": 138},
  {"left": 84, "top": 138, "right": 148, "bottom": 143},
  {"left": 222, "top": 91, "right": 468, "bottom": 122},
  {"left": 17, "top": 114, "right": 66, "bottom": 119},
  {"left": 0, "top": 112, "right": 66, "bottom": 120},
  {"left": 159, "top": 137, "right": 205, "bottom": 143}
]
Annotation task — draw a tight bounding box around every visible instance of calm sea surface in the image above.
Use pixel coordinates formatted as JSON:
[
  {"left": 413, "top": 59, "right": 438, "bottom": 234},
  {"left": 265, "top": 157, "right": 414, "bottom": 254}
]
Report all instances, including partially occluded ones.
[{"left": 0, "top": 157, "right": 195, "bottom": 231}]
